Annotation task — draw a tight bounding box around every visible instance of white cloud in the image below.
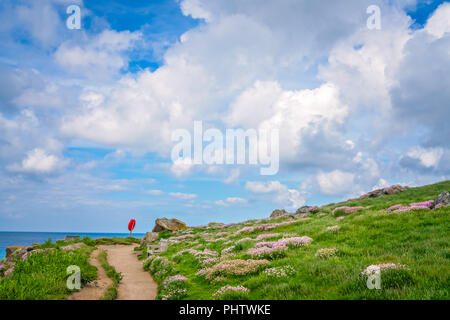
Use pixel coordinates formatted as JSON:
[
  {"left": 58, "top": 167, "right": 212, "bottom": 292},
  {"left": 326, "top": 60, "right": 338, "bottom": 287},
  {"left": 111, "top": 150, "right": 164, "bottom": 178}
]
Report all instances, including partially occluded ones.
[
  {"left": 214, "top": 197, "right": 247, "bottom": 207},
  {"left": 144, "top": 189, "right": 164, "bottom": 196},
  {"left": 405, "top": 147, "right": 444, "bottom": 168},
  {"left": 180, "top": 0, "right": 212, "bottom": 22},
  {"left": 54, "top": 29, "right": 142, "bottom": 78},
  {"left": 170, "top": 158, "right": 194, "bottom": 177},
  {"left": 169, "top": 192, "right": 197, "bottom": 200},
  {"left": 7, "top": 148, "right": 67, "bottom": 174},
  {"left": 425, "top": 2, "right": 450, "bottom": 38},
  {"left": 317, "top": 170, "right": 355, "bottom": 196},
  {"left": 226, "top": 81, "right": 349, "bottom": 164},
  {"left": 245, "top": 180, "right": 306, "bottom": 210},
  {"left": 371, "top": 178, "right": 390, "bottom": 190},
  {"left": 223, "top": 168, "right": 240, "bottom": 184}
]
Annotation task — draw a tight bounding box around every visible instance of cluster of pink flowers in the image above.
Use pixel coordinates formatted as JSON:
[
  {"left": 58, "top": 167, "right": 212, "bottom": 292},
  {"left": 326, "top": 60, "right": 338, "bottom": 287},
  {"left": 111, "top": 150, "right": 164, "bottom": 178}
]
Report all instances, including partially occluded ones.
[
  {"left": 361, "top": 263, "right": 407, "bottom": 276},
  {"left": 383, "top": 185, "right": 408, "bottom": 195},
  {"left": 216, "top": 232, "right": 228, "bottom": 237},
  {"left": 21, "top": 248, "right": 45, "bottom": 261},
  {"left": 236, "top": 237, "right": 254, "bottom": 244},
  {"left": 197, "top": 259, "right": 269, "bottom": 280},
  {"left": 235, "top": 220, "right": 300, "bottom": 235},
  {"left": 247, "top": 245, "right": 287, "bottom": 258},
  {"left": 336, "top": 216, "right": 345, "bottom": 221},
  {"left": 263, "top": 265, "right": 296, "bottom": 277},
  {"left": 162, "top": 288, "right": 187, "bottom": 300},
  {"left": 256, "top": 233, "right": 280, "bottom": 240},
  {"left": 169, "top": 234, "right": 194, "bottom": 241},
  {"left": 315, "top": 247, "right": 337, "bottom": 258},
  {"left": 248, "top": 236, "right": 312, "bottom": 258},
  {"left": 213, "top": 285, "right": 249, "bottom": 297},
  {"left": 332, "top": 206, "right": 364, "bottom": 215},
  {"left": 386, "top": 200, "right": 434, "bottom": 213},
  {"left": 162, "top": 274, "right": 188, "bottom": 289},
  {"left": 173, "top": 248, "right": 218, "bottom": 260},
  {"left": 235, "top": 226, "right": 256, "bottom": 234},
  {"left": 61, "top": 243, "right": 83, "bottom": 251},
  {"left": 327, "top": 225, "right": 340, "bottom": 231},
  {"left": 256, "top": 236, "right": 312, "bottom": 248},
  {"left": 201, "top": 257, "right": 219, "bottom": 266},
  {"left": 223, "top": 223, "right": 236, "bottom": 228},
  {"left": 4, "top": 265, "right": 14, "bottom": 277}
]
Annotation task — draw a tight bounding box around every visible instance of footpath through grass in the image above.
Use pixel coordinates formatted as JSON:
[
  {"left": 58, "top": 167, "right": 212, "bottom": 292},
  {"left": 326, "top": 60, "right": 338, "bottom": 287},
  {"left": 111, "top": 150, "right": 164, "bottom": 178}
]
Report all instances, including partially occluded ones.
[
  {"left": 0, "top": 236, "right": 139, "bottom": 300},
  {"left": 97, "top": 250, "right": 122, "bottom": 300}
]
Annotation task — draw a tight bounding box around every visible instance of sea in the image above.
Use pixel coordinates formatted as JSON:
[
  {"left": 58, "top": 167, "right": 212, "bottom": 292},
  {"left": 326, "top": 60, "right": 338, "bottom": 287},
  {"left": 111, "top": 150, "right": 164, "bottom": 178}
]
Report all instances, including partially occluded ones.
[{"left": 0, "top": 232, "right": 145, "bottom": 259}]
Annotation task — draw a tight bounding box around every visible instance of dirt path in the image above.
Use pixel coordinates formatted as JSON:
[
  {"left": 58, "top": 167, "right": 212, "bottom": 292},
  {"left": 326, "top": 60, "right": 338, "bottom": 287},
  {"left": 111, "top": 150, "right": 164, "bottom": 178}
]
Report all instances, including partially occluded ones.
[
  {"left": 69, "top": 248, "right": 112, "bottom": 300},
  {"left": 106, "top": 245, "right": 158, "bottom": 300}
]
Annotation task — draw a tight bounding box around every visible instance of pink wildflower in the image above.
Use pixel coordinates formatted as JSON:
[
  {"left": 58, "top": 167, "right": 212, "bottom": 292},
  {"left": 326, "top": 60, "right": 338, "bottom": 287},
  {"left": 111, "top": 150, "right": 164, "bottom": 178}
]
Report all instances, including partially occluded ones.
[
  {"left": 361, "top": 263, "right": 407, "bottom": 276},
  {"left": 213, "top": 285, "right": 249, "bottom": 297},
  {"left": 4, "top": 265, "right": 14, "bottom": 277},
  {"left": 256, "top": 233, "right": 280, "bottom": 240}
]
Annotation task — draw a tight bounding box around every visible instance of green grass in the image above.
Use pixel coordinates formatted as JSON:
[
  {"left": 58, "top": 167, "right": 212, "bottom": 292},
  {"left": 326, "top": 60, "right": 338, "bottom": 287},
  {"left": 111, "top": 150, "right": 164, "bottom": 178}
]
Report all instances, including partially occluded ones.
[
  {"left": 0, "top": 236, "right": 135, "bottom": 300},
  {"left": 0, "top": 245, "right": 97, "bottom": 300},
  {"left": 94, "top": 236, "right": 141, "bottom": 246},
  {"left": 144, "top": 180, "right": 450, "bottom": 300},
  {"left": 97, "top": 250, "right": 122, "bottom": 300}
]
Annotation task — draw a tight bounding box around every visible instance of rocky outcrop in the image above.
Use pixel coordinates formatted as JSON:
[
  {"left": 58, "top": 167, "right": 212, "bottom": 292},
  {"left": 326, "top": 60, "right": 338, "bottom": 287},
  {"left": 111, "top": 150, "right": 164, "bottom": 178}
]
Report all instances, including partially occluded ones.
[
  {"left": 64, "top": 235, "right": 80, "bottom": 242},
  {"left": 270, "top": 209, "right": 289, "bottom": 219},
  {"left": 434, "top": 191, "right": 450, "bottom": 208},
  {"left": 359, "top": 185, "right": 408, "bottom": 199},
  {"left": 140, "top": 232, "right": 159, "bottom": 246},
  {"left": 152, "top": 218, "right": 186, "bottom": 232},
  {"left": 5, "top": 246, "right": 27, "bottom": 262},
  {"left": 295, "top": 206, "right": 319, "bottom": 215}
]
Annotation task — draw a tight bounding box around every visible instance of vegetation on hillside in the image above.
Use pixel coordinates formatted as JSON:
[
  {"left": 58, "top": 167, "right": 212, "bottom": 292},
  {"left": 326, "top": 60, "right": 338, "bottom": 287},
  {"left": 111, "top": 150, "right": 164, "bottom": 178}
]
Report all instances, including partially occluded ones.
[
  {"left": 0, "top": 244, "right": 96, "bottom": 300},
  {"left": 0, "top": 236, "right": 137, "bottom": 300},
  {"left": 140, "top": 180, "right": 450, "bottom": 300}
]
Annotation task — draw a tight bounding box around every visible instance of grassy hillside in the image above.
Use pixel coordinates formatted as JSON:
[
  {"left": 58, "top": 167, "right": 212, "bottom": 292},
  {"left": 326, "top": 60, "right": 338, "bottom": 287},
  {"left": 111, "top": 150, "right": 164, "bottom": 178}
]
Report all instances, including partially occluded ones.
[
  {"left": 141, "top": 180, "right": 450, "bottom": 300},
  {"left": 0, "top": 236, "right": 139, "bottom": 299}
]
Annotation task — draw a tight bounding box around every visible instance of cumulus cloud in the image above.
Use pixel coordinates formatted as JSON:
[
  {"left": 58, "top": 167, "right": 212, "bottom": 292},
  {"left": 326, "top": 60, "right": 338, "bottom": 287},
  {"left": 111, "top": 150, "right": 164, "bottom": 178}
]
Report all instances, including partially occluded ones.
[
  {"left": 7, "top": 148, "right": 67, "bottom": 174},
  {"left": 390, "top": 3, "right": 450, "bottom": 150},
  {"left": 226, "top": 81, "right": 350, "bottom": 168},
  {"left": 425, "top": 2, "right": 450, "bottom": 38},
  {"left": 399, "top": 146, "right": 445, "bottom": 172},
  {"left": 54, "top": 29, "right": 142, "bottom": 79},
  {"left": 317, "top": 170, "right": 355, "bottom": 196},
  {"left": 245, "top": 180, "right": 306, "bottom": 210}
]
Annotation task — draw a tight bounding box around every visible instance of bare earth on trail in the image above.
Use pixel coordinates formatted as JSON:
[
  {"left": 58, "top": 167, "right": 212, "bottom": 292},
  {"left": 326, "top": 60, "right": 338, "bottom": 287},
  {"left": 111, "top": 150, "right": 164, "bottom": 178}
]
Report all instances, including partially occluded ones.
[
  {"left": 106, "top": 244, "right": 158, "bottom": 300},
  {"left": 69, "top": 248, "right": 112, "bottom": 300},
  {"left": 70, "top": 245, "right": 157, "bottom": 300}
]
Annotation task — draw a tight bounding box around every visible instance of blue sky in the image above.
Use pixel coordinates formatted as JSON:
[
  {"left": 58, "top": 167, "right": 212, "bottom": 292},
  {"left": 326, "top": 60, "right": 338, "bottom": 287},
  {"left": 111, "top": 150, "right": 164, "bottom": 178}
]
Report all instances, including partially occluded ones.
[{"left": 0, "top": 0, "right": 449, "bottom": 233}]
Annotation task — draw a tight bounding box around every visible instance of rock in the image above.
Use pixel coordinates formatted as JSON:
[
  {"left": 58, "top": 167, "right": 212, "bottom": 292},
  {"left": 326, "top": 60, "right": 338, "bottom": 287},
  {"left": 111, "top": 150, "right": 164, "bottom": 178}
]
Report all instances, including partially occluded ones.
[
  {"left": 270, "top": 209, "right": 288, "bottom": 219},
  {"left": 152, "top": 218, "right": 186, "bottom": 232},
  {"left": 64, "top": 235, "right": 80, "bottom": 242},
  {"left": 434, "top": 191, "right": 450, "bottom": 208},
  {"left": 359, "top": 185, "right": 408, "bottom": 199},
  {"left": 295, "top": 206, "right": 319, "bottom": 215},
  {"left": 140, "top": 232, "right": 159, "bottom": 246},
  {"left": 5, "top": 246, "right": 26, "bottom": 262}
]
